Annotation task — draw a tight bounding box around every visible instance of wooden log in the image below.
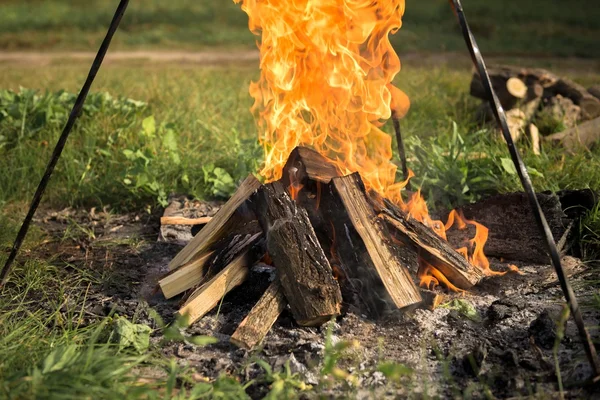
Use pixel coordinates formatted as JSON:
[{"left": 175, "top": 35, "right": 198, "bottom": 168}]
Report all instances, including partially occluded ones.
[
  {"left": 540, "top": 95, "right": 581, "bottom": 130},
  {"left": 159, "top": 251, "right": 214, "bottom": 299},
  {"left": 325, "top": 173, "right": 422, "bottom": 316},
  {"left": 547, "top": 78, "right": 600, "bottom": 120},
  {"left": 178, "top": 251, "right": 251, "bottom": 325},
  {"left": 442, "top": 192, "right": 569, "bottom": 264},
  {"left": 280, "top": 146, "right": 341, "bottom": 188},
  {"left": 372, "top": 197, "right": 484, "bottom": 290},
  {"left": 506, "top": 77, "right": 528, "bottom": 100},
  {"left": 160, "top": 222, "right": 261, "bottom": 299},
  {"left": 250, "top": 181, "right": 342, "bottom": 327},
  {"left": 471, "top": 74, "right": 526, "bottom": 110},
  {"left": 470, "top": 66, "right": 556, "bottom": 109},
  {"left": 545, "top": 116, "right": 600, "bottom": 152},
  {"left": 230, "top": 280, "right": 287, "bottom": 350},
  {"left": 160, "top": 216, "right": 212, "bottom": 226},
  {"left": 588, "top": 85, "right": 600, "bottom": 101},
  {"left": 169, "top": 175, "right": 261, "bottom": 271},
  {"left": 471, "top": 66, "right": 558, "bottom": 95},
  {"left": 529, "top": 124, "right": 541, "bottom": 156}
]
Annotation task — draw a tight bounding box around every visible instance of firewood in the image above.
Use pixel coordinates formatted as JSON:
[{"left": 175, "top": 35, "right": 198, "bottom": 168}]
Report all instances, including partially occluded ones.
[
  {"left": 547, "top": 78, "right": 600, "bottom": 120},
  {"left": 177, "top": 251, "right": 251, "bottom": 324},
  {"left": 160, "top": 222, "right": 261, "bottom": 299},
  {"left": 373, "top": 198, "right": 484, "bottom": 290},
  {"left": 506, "top": 77, "right": 527, "bottom": 100},
  {"left": 250, "top": 181, "right": 342, "bottom": 327},
  {"left": 280, "top": 146, "right": 342, "bottom": 188},
  {"left": 529, "top": 124, "right": 541, "bottom": 156},
  {"left": 470, "top": 66, "right": 555, "bottom": 109},
  {"left": 442, "top": 192, "right": 568, "bottom": 264},
  {"left": 169, "top": 175, "right": 261, "bottom": 271},
  {"left": 545, "top": 116, "right": 600, "bottom": 152},
  {"left": 230, "top": 280, "right": 287, "bottom": 350},
  {"left": 471, "top": 75, "right": 526, "bottom": 110},
  {"left": 588, "top": 85, "right": 600, "bottom": 101},
  {"left": 160, "top": 216, "right": 212, "bottom": 225},
  {"left": 471, "top": 66, "right": 558, "bottom": 98},
  {"left": 506, "top": 85, "right": 542, "bottom": 142},
  {"left": 540, "top": 95, "right": 581, "bottom": 130},
  {"left": 325, "top": 173, "right": 422, "bottom": 316},
  {"left": 159, "top": 251, "right": 214, "bottom": 299}
]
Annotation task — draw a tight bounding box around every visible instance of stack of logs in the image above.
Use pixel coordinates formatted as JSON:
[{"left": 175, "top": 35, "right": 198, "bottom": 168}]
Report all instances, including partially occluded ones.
[
  {"left": 156, "top": 147, "right": 490, "bottom": 350},
  {"left": 471, "top": 65, "right": 600, "bottom": 152}
]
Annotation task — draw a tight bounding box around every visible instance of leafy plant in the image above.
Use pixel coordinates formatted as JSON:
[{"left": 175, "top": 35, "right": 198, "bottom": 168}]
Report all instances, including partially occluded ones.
[
  {"left": 256, "top": 359, "right": 311, "bottom": 400},
  {"left": 0, "top": 88, "right": 145, "bottom": 150}
]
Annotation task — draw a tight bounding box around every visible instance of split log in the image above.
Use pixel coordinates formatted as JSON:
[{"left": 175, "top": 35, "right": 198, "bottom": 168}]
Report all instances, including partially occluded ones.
[
  {"left": 178, "top": 251, "right": 252, "bottom": 324},
  {"left": 160, "top": 222, "right": 262, "bottom": 299},
  {"left": 160, "top": 216, "right": 212, "bottom": 225},
  {"left": 506, "top": 84, "right": 543, "bottom": 142},
  {"left": 250, "top": 181, "right": 342, "bottom": 326},
  {"left": 545, "top": 116, "right": 600, "bottom": 152},
  {"left": 470, "top": 66, "right": 558, "bottom": 96},
  {"left": 471, "top": 74, "right": 527, "bottom": 110},
  {"left": 547, "top": 78, "right": 600, "bottom": 120},
  {"left": 443, "top": 192, "right": 569, "bottom": 264},
  {"left": 280, "top": 146, "right": 342, "bottom": 188},
  {"left": 540, "top": 95, "right": 581, "bottom": 130},
  {"left": 169, "top": 175, "right": 261, "bottom": 271},
  {"left": 588, "top": 85, "right": 600, "bottom": 101},
  {"left": 230, "top": 280, "right": 287, "bottom": 350},
  {"left": 159, "top": 251, "right": 214, "bottom": 299},
  {"left": 529, "top": 124, "right": 541, "bottom": 156},
  {"left": 325, "top": 173, "right": 422, "bottom": 316},
  {"left": 372, "top": 197, "right": 484, "bottom": 290}
]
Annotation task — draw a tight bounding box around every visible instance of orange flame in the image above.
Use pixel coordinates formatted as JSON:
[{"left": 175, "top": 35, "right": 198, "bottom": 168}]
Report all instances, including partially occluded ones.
[
  {"left": 235, "top": 0, "right": 410, "bottom": 199},
  {"left": 445, "top": 210, "right": 506, "bottom": 277},
  {"left": 417, "top": 259, "right": 464, "bottom": 293},
  {"left": 236, "top": 0, "right": 509, "bottom": 291}
]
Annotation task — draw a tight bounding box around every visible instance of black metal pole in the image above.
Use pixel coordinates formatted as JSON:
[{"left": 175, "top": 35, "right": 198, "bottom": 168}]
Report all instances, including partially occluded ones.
[
  {"left": 448, "top": 0, "right": 600, "bottom": 377},
  {"left": 392, "top": 116, "right": 411, "bottom": 189},
  {"left": 0, "top": 0, "right": 130, "bottom": 287}
]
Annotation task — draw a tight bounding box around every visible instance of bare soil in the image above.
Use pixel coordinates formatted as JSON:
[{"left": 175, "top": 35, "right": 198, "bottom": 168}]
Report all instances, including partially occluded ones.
[{"left": 27, "top": 203, "right": 600, "bottom": 399}]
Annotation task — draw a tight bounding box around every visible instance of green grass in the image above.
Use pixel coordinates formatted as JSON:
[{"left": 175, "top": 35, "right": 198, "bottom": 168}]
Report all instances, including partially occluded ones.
[
  {"left": 1, "top": 61, "right": 599, "bottom": 213},
  {"left": 1, "top": 0, "right": 599, "bottom": 58},
  {"left": 1, "top": 58, "right": 600, "bottom": 398}
]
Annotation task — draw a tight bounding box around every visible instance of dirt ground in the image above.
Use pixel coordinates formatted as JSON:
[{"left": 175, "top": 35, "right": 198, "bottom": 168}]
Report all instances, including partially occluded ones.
[{"left": 32, "top": 203, "right": 600, "bottom": 399}]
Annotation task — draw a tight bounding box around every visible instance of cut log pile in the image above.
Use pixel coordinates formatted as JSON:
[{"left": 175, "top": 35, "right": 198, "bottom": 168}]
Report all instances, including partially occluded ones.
[
  {"left": 156, "top": 147, "right": 500, "bottom": 350},
  {"left": 470, "top": 65, "right": 600, "bottom": 151}
]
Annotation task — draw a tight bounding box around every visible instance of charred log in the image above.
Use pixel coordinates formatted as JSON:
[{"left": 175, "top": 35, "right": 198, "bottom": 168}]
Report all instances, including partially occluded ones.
[
  {"left": 371, "top": 196, "right": 485, "bottom": 290},
  {"left": 250, "top": 181, "right": 342, "bottom": 327},
  {"left": 324, "top": 173, "right": 422, "bottom": 317}
]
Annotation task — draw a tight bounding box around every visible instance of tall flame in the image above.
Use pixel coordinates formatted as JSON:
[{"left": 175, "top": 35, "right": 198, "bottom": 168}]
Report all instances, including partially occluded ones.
[
  {"left": 235, "top": 0, "right": 410, "bottom": 198},
  {"left": 236, "top": 0, "right": 507, "bottom": 291}
]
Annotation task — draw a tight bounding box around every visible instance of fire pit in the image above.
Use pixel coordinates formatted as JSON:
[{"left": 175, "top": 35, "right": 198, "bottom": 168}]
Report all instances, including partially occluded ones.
[{"left": 157, "top": 145, "right": 533, "bottom": 350}]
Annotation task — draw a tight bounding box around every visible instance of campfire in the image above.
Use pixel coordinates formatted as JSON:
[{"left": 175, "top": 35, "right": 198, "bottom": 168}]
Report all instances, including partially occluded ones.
[
  {"left": 158, "top": 146, "right": 517, "bottom": 349},
  {"left": 155, "top": 0, "right": 521, "bottom": 349}
]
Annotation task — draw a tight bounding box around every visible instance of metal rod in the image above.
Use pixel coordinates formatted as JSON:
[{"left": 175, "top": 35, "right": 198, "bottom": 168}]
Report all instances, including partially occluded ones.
[
  {"left": 392, "top": 116, "right": 411, "bottom": 189},
  {"left": 0, "top": 0, "right": 130, "bottom": 287},
  {"left": 448, "top": 0, "right": 600, "bottom": 376}
]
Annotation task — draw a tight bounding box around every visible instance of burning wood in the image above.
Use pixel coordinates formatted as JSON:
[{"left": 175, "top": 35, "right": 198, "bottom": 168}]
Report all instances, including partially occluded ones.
[
  {"left": 156, "top": 146, "right": 520, "bottom": 349},
  {"left": 326, "top": 173, "right": 422, "bottom": 315},
  {"left": 250, "top": 181, "right": 342, "bottom": 326}
]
